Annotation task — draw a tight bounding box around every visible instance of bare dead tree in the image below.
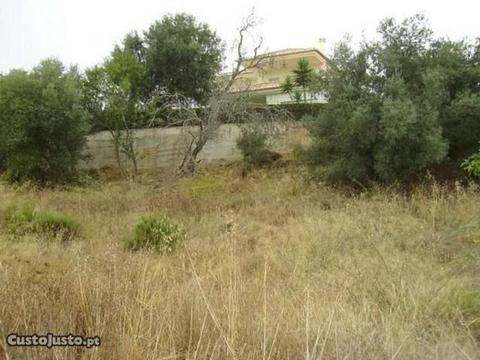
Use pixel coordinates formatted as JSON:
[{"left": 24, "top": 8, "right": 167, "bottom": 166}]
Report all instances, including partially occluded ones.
[
  {"left": 224, "top": 10, "right": 270, "bottom": 92},
  {"left": 160, "top": 10, "right": 291, "bottom": 175}
]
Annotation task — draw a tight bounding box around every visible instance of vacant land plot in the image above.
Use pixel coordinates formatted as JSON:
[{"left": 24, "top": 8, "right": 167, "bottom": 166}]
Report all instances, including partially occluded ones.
[{"left": 0, "top": 163, "right": 479, "bottom": 359}]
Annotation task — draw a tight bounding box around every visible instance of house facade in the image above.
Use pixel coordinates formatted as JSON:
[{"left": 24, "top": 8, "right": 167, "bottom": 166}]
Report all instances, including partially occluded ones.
[{"left": 229, "top": 46, "right": 328, "bottom": 105}]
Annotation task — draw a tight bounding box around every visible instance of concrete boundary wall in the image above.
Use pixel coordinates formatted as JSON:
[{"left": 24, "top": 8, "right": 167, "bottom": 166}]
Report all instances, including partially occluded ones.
[{"left": 79, "top": 124, "right": 309, "bottom": 171}]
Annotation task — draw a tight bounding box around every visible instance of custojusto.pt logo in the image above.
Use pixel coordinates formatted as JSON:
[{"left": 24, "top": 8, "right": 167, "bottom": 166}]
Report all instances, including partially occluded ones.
[{"left": 6, "top": 333, "right": 100, "bottom": 348}]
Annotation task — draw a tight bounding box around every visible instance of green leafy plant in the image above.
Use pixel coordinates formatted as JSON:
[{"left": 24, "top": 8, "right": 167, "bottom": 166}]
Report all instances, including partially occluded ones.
[
  {"left": 281, "top": 58, "right": 316, "bottom": 104},
  {"left": 443, "top": 93, "right": 480, "bottom": 161},
  {"left": 144, "top": 13, "right": 224, "bottom": 104},
  {"left": 125, "top": 215, "right": 185, "bottom": 254},
  {"left": 2, "top": 204, "right": 36, "bottom": 234},
  {"left": 0, "top": 59, "right": 89, "bottom": 185},
  {"left": 305, "top": 15, "right": 457, "bottom": 185},
  {"left": 236, "top": 128, "right": 280, "bottom": 170},
  {"left": 461, "top": 148, "right": 480, "bottom": 177},
  {"left": 33, "top": 211, "right": 80, "bottom": 241},
  {"left": 1, "top": 204, "right": 80, "bottom": 241}
]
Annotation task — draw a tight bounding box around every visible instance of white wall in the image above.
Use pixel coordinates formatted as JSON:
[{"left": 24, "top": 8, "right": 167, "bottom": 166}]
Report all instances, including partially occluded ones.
[{"left": 266, "top": 91, "right": 327, "bottom": 105}]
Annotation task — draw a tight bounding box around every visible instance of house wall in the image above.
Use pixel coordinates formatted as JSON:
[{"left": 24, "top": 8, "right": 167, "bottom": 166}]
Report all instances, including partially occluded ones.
[
  {"left": 231, "top": 50, "right": 327, "bottom": 93},
  {"left": 79, "top": 124, "right": 310, "bottom": 171},
  {"left": 236, "top": 67, "right": 293, "bottom": 90},
  {"left": 265, "top": 91, "right": 327, "bottom": 105},
  {"left": 266, "top": 93, "right": 292, "bottom": 105}
]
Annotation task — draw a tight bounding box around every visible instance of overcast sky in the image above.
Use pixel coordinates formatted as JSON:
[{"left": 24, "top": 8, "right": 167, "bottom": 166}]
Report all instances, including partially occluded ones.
[{"left": 0, "top": 0, "right": 479, "bottom": 73}]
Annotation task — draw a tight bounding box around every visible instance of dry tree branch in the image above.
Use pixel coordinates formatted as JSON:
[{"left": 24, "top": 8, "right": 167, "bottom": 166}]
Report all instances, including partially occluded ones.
[
  {"left": 154, "top": 10, "right": 292, "bottom": 175},
  {"left": 224, "top": 10, "right": 271, "bottom": 92}
]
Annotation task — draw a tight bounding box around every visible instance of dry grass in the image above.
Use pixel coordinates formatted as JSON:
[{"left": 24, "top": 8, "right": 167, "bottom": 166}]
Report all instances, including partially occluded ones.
[{"left": 0, "top": 162, "right": 479, "bottom": 359}]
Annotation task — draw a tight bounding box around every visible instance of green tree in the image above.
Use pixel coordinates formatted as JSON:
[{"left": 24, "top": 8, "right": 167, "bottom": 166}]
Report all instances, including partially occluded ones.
[
  {"left": 443, "top": 92, "right": 480, "bottom": 160},
  {"left": 143, "top": 13, "right": 224, "bottom": 104},
  {"left": 82, "top": 38, "right": 155, "bottom": 179},
  {"left": 281, "top": 58, "right": 315, "bottom": 103},
  {"left": 374, "top": 77, "right": 447, "bottom": 183},
  {"left": 0, "top": 59, "right": 88, "bottom": 184},
  {"left": 305, "top": 15, "right": 450, "bottom": 185},
  {"left": 89, "top": 32, "right": 151, "bottom": 128},
  {"left": 105, "top": 32, "right": 149, "bottom": 100},
  {"left": 426, "top": 39, "right": 480, "bottom": 162},
  {"left": 293, "top": 58, "right": 315, "bottom": 103},
  {"left": 82, "top": 30, "right": 179, "bottom": 179}
]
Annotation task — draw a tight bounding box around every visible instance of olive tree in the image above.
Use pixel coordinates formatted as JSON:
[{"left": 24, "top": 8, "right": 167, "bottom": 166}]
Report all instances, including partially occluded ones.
[
  {"left": 304, "top": 15, "right": 477, "bottom": 185},
  {"left": 0, "top": 59, "right": 88, "bottom": 184}
]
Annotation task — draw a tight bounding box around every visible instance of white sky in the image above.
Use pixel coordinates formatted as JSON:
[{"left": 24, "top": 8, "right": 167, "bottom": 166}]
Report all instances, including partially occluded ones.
[{"left": 0, "top": 0, "right": 479, "bottom": 73}]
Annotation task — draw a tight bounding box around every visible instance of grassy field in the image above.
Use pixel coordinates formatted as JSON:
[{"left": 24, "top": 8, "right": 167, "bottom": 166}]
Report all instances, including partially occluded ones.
[{"left": 0, "top": 162, "right": 479, "bottom": 359}]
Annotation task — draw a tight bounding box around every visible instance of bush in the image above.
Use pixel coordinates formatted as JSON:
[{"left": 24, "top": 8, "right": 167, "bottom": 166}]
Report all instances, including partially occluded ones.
[
  {"left": 1, "top": 205, "right": 80, "bottom": 241},
  {"left": 443, "top": 93, "right": 480, "bottom": 161},
  {"left": 305, "top": 15, "right": 454, "bottom": 185},
  {"left": 236, "top": 128, "right": 280, "bottom": 170},
  {"left": 33, "top": 211, "right": 80, "bottom": 241},
  {"left": 2, "top": 205, "right": 36, "bottom": 234},
  {"left": 125, "top": 215, "right": 185, "bottom": 254},
  {"left": 0, "top": 59, "right": 89, "bottom": 185},
  {"left": 462, "top": 148, "right": 480, "bottom": 177}
]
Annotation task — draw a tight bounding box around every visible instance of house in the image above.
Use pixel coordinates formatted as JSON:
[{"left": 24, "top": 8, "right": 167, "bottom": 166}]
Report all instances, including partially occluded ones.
[{"left": 228, "top": 44, "right": 328, "bottom": 105}]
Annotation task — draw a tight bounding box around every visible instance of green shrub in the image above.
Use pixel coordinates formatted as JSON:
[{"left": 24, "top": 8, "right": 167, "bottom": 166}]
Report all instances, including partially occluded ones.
[
  {"left": 236, "top": 128, "right": 280, "bottom": 170},
  {"left": 1, "top": 204, "right": 79, "bottom": 241},
  {"left": 2, "top": 204, "right": 36, "bottom": 234},
  {"left": 33, "top": 211, "right": 80, "bottom": 241},
  {"left": 125, "top": 215, "right": 185, "bottom": 254},
  {"left": 462, "top": 148, "right": 480, "bottom": 177}
]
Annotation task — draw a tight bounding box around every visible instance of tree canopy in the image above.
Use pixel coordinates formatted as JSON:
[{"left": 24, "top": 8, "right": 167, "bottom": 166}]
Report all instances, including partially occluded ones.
[
  {"left": 0, "top": 59, "right": 89, "bottom": 184},
  {"left": 143, "top": 13, "right": 224, "bottom": 103},
  {"left": 83, "top": 13, "right": 225, "bottom": 132},
  {"left": 305, "top": 14, "right": 480, "bottom": 185}
]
